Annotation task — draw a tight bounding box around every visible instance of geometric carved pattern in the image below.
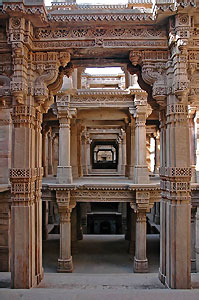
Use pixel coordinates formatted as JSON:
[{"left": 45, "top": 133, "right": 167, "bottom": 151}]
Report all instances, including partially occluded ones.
[
  {"left": 9, "top": 168, "right": 36, "bottom": 179},
  {"left": 10, "top": 168, "right": 36, "bottom": 179},
  {"left": 159, "top": 167, "right": 192, "bottom": 178}
]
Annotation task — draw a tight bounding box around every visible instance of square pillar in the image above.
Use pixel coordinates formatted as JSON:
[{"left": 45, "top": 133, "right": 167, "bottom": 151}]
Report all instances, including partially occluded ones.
[
  {"left": 56, "top": 191, "right": 75, "bottom": 273},
  {"left": 10, "top": 105, "right": 38, "bottom": 289},
  {"left": 131, "top": 191, "right": 149, "bottom": 273},
  {"left": 57, "top": 116, "right": 73, "bottom": 184},
  {"left": 133, "top": 92, "right": 150, "bottom": 184},
  {"left": 160, "top": 101, "right": 191, "bottom": 289}
]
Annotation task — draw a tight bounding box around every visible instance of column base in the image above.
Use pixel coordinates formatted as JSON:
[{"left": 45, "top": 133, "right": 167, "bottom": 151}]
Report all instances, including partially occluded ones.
[
  {"left": 134, "top": 166, "right": 149, "bottom": 184},
  {"left": 134, "top": 257, "right": 148, "bottom": 273},
  {"left": 158, "top": 268, "right": 166, "bottom": 285},
  {"left": 57, "top": 257, "right": 73, "bottom": 273},
  {"left": 57, "top": 166, "right": 73, "bottom": 184}
]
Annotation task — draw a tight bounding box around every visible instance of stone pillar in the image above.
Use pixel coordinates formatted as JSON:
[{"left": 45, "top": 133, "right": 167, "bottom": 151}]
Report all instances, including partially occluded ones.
[
  {"left": 77, "top": 124, "right": 83, "bottom": 177},
  {"left": 159, "top": 99, "right": 191, "bottom": 289},
  {"left": 154, "top": 131, "right": 160, "bottom": 174},
  {"left": 48, "top": 128, "right": 53, "bottom": 175},
  {"left": 117, "top": 137, "right": 122, "bottom": 174},
  {"left": 87, "top": 138, "right": 91, "bottom": 174},
  {"left": 57, "top": 112, "right": 73, "bottom": 184},
  {"left": 125, "top": 123, "right": 131, "bottom": 177},
  {"left": 129, "top": 117, "right": 135, "bottom": 180},
  {"left": 71, "top": 120, "right": 78, "bottom": 179},
  {"left": 159, "top": 110, "right": 167, "bottom": 285},
  {"left": 77, "top": 203, "right": 83, "bottom": 240},
  {"left": 56, "top": 191, "right": 75, "bottom": 273},
  {"left": 131, "top": 192, "right": 149, "bottom": 273},
  {"left": 133, "top": 93, "right": 149, "bottom": 184},
  {"left": 81, "top": 132, "right": 88, "bottom": 176},
  {"left": 35, "top": 110, "right": 44, "bottom": 285},
  {"left": 10, "top": 105, "right": 37, "bottom": 289},
  {"left": 42, "top": 128, "right": 48, "bottom": 177},
  {"left": 121, "top": 130, "right": 126, "bottom": 176},
  {"left": 196, "top": 206, "right": 199, "bottom": 272},
  {"left": 134, "top": 211, "right": 148, "bottom": 272}
]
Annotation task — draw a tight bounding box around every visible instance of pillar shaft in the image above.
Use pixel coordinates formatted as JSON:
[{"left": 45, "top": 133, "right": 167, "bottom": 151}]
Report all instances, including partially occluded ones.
[
  {"left": 134, "top": 211, "right": 148, "bottom": 272},
  {"left": 160, "top": 99, "right": 191, "bottom": 289},
  {"left": 10, "top": 105, "right": 38, "bottom": 289},
  {"left": 58, "top": 210, "right": 73, "bottom": 272},
  {"left": 134, "top": 101, "right": 149, "bottom": 183},
  {"left": 71, "top": 121, "right": 78, "bottom": 179},
  {"left": 42, "top": 130, "right": 48, "bottom": 177},
  {"left": 57, "top": 117, "right": 72, "bottom": 183},
  {"left": 48, "top": 130, "right": 53, "bottom": 175}
]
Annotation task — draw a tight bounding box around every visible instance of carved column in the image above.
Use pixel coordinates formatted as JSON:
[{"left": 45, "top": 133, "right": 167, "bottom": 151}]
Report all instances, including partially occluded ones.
[
  {"left": 56, "top": 100, "right": 76, "bottom": 184},
  {"left": 48, "top": 128, "right": 53, "bottom": 176},
  {"left": 10, "top": 105, "right": 37, "bottom": 289},
  {"left": 87, "top": 137, "right": 91, "bottom": 174},
  {"left": 121, "top": 130, "right": 126, "bottom": 176},
  {"left": 81, "top": 131, "right": 88, "bottom": 176},
  {"left": 42, "top": 128, "right": 48, "bottom": 177},
  {"left": 56, "top": 191, "right": 75, "bottom": 273},
  {"left": 34, "top": 109, "right": 43, "bottom": 284},
  {"left": 131, "top": 191, "right": 150, "bottom": 273},
  {"left": 71, "top": 120, "right": 78, "bottom": 179},
  {"left": 159, "top": 109, "right": 167, "bottom": 285},
  {"left": 128, "top": 117, "right": 135, "bottom": 180},
  {"left": 133, "top": 92, "right": 149, "bottom": 184},
  {"left": 117, "top": 137, "right": 122, "bottom": 174},
  {"left": 159, "top": 62, "right": 191, "bottom": 290},
  {"left": 77, "top": 124, "right": 83, "bottom": 177},
  {"left": 125, "top": 123, "right": 131, "bottom": 177}
]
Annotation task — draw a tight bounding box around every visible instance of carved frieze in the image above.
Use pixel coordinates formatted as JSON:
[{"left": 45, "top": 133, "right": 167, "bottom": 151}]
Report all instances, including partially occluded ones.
[{"left": 70, "top": 189, "right": 133, "bottom": 202}]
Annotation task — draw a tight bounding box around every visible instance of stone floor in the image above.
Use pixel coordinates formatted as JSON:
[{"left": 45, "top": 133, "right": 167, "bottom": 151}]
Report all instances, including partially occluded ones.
[
  {"left": 42, "top": 175, "right": 160, "bottom": 186},
  {"left": 1, "top": 234, "right": 199, "bottom": 300},
  {"left": 43, "top": 234, "right": 160, "bottom": 274}
]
